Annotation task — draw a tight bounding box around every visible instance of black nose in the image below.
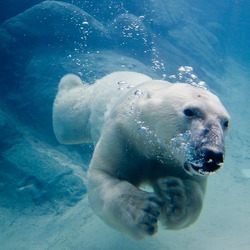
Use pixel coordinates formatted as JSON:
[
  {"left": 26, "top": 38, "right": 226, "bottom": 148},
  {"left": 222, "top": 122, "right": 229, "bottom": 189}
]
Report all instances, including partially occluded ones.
[{"left": 202, "top": 147, "right": 224, "bottom": 164}]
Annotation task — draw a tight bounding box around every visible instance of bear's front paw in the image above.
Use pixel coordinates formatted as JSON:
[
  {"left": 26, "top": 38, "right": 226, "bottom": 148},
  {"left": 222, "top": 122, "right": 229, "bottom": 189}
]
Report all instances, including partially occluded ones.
[
  {"left": 154, "top": 177, "right": 203, "bottom": 229},
  {"left": 121, "top": 192, "right": 163, "bottom": 238},
  {"left": 136, "top": 194, "right": 163, "bottom": 235}
]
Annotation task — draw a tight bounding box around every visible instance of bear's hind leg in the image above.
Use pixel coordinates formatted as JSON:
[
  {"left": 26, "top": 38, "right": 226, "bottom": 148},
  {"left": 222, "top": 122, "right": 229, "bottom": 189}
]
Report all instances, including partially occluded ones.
[{"left": 53, "top": 74, "right": 93, "bottom": 144}]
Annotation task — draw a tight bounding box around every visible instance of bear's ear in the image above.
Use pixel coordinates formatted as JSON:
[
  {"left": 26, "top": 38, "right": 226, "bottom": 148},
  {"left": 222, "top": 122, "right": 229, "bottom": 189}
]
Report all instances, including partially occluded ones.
[
  {"left": 146, "top": 92, "right": 152, "bottom": 99},
  {"left": 145, "top": 88, "right": 161, "bottom": 99},
  {"left": 143, "top": 80, "right": 171, "bottom": 100},
  {"left": 145, "top": 88, "right": 159, "bottom": 99},
  {"left": 58, "top": 74, "right": 85, "bottom": 91}
]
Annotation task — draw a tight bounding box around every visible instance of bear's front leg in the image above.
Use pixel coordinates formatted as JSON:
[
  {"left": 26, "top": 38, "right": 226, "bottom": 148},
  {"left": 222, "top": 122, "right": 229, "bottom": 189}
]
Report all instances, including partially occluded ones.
[
  {"left": 88, "top": 169, "right": 163, "bottom": 239},
  {"left": 153, "top": 177, "right": 205, "bottom": 229}
]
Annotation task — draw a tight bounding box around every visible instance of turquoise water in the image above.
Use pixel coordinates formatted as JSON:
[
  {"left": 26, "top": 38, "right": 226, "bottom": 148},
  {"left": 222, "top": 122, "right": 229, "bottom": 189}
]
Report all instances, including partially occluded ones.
[{"left": 0, "top": 1, "right": 249, "bottom": 249}]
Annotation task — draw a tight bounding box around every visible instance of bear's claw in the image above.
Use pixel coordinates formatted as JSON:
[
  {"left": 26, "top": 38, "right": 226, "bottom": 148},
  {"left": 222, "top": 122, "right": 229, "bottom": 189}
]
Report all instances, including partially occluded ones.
[{"left": 133, "top": 194, "right": 162, "bottom": 236}]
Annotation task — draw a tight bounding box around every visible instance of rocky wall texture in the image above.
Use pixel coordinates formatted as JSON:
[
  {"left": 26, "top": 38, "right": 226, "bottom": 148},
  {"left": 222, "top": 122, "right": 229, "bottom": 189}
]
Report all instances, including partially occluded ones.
[{"left": 0, "top": 1, "right": 249, "bottom": 249}]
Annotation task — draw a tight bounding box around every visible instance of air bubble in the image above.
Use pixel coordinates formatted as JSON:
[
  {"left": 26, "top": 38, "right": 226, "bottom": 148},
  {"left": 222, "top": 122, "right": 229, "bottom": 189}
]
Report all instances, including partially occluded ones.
[
  {"left": 198, "top": 81, "right": 206, "bottom": 87},
  {"left": 118, "top": 80, "right": 127, "bottom": 85},
  {"left": 168, "top": 75, "right": 176, "bottom": 81},
  {"left": 134, "top": 89, "right": 144, "bottom": 97},
  {"left": 140, "top": 126, "right": 147, "bottom": 131},
  {"left": 127, "top": 85, "right": 135, "bottom": 89},
  {"left": 190, "top": 74, "right": 197, "bottom": 79},
  {"left": 178, "top": 66, "right": 193, "bottom": 73}
]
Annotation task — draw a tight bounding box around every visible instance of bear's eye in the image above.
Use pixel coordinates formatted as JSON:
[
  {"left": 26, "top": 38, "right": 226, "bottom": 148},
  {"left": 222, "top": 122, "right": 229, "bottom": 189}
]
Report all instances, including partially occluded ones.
[
  {"left": 183, "top": 108, "right": 194, "bottom": 117},
  {"left": 223, "top": 120, "right": 229, "bottom": 129}
]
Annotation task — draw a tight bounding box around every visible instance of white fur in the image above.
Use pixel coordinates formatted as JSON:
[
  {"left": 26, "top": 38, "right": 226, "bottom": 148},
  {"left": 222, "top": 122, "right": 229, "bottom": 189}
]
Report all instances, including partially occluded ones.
[
  {"left": 53, "top": 71, "right": 230, "bottom": 239},
  {"left": 53, "top": 72, "right": 152, "bottom": 143}
]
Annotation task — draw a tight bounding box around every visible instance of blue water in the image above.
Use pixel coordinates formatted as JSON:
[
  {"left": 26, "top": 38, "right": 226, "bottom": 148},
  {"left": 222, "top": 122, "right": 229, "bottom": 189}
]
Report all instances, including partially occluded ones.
[{"left": 0, "top": 1, "right": 249, "bottom": 249}]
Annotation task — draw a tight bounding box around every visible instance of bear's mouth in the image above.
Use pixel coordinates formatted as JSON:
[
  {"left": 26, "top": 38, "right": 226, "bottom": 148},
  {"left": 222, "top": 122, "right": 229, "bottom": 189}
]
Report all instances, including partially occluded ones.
[
  {"left": 183, "top": 161, "right": 223, "bottom": 176},
  {"left": 183, "top": 146, "right": 224, "bottom": 176}
]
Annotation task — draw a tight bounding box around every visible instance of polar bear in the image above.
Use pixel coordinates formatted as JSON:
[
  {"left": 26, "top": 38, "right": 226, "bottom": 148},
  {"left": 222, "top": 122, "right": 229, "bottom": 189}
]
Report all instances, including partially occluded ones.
[{"left": 53, "top": 71, "right": 230, "bottom": 239}]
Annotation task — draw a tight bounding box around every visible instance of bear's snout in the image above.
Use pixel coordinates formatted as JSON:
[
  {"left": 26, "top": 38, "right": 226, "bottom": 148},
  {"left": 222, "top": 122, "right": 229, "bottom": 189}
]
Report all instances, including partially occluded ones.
[
  {"left": 202, "top": 147, "right": 224, "bottom": 164},
  {"left": 200, "top": 147, "right": 224, "bottom": 172},
  {"left": 184, "top": 146, "right": 225, "bottom": 176}
]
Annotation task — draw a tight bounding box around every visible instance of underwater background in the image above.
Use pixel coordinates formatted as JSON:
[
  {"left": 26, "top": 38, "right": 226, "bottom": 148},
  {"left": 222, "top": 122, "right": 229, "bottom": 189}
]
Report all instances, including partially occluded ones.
[{"left": 0, "top": 0, "right": 249, "bottom": 249}]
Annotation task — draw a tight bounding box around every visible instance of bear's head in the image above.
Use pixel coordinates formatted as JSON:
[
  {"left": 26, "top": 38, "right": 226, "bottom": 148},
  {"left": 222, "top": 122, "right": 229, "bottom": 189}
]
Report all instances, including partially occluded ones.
[{"left": 136, "top": 82, "right": 230, "bottom": 176}]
